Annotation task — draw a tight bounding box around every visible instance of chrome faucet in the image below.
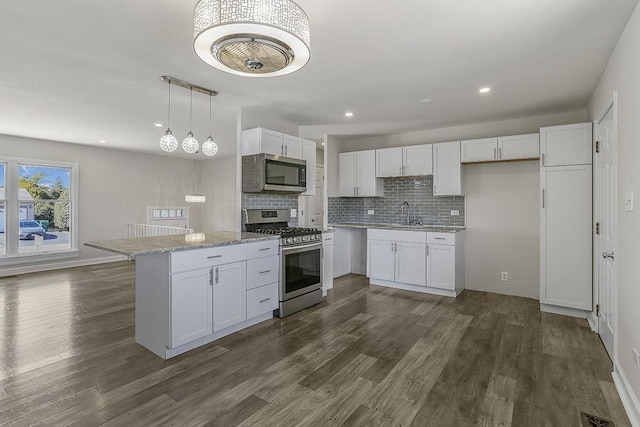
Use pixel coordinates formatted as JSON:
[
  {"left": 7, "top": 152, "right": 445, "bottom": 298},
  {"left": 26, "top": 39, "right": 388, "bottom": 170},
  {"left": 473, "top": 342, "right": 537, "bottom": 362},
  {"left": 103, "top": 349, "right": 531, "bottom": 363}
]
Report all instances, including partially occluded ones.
[{"left": 401, "top": 201, "right": 410, "bottom": 225}]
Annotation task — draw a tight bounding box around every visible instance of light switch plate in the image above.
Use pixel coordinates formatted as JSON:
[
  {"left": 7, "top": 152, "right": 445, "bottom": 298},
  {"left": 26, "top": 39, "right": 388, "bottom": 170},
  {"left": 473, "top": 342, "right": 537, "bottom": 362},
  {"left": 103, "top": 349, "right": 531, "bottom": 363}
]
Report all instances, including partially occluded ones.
[
  {"left": 367, "top": 209, "right": 375, "bottom": 215},
  {"left": 625, "top": 192, "right": 634, "bottom": 212},
  {"left": 451, "top": 210, "right": 460, "bottom": 216},
  {"left": 290, "top": 208, "right": 297, "bottom": 218}
]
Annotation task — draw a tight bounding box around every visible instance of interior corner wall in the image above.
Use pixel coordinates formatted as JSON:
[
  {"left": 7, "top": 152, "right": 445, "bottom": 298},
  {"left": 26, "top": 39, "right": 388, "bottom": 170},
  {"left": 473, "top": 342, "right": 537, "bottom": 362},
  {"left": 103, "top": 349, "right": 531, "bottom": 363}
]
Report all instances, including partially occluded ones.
[
  {"left": 199, "top": 155, "right": 238, "bottom": 232},
  {"left": 588, "top": 2, "right": 640, "bottom": 416},
  {"left": 0, "top": 134, "right": 201, "bottom": 270}
]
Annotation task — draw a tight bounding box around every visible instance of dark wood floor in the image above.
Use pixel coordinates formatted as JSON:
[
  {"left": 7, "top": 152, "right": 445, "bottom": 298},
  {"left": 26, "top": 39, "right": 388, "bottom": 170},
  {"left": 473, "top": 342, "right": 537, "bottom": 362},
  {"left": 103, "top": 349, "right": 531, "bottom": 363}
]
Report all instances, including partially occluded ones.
[{"left": 0, "top": 262, "right": 630, "bottom": 426}]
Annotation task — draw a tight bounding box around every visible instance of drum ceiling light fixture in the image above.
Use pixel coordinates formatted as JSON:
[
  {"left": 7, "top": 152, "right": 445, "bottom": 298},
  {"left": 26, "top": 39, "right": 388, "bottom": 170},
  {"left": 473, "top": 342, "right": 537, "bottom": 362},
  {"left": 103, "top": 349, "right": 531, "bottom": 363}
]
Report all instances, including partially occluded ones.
[{"left": 193, "top": 0, "right": 311, "bottom": 77}]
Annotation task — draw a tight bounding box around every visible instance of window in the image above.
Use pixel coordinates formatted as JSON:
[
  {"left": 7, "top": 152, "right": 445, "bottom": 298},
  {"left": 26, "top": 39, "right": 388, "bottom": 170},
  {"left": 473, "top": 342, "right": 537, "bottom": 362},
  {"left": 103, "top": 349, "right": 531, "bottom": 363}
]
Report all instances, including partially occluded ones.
[{"left": 0, "top": 158, "right": 77, "bottom": 264}]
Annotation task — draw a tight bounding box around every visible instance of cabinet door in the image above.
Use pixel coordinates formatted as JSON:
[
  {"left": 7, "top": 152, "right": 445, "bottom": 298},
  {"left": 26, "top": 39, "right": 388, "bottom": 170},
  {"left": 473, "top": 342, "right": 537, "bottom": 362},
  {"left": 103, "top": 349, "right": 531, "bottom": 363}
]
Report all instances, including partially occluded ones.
[
  {"left": 260, "top": 129, "right": 285, "bottom": 156},
  {"left": 323, "top": 242, "right": 334, "bottom": 290},
  {"left": 404, "top": 144, "right": 433, "bottom": 176},
  {"left": 283, "top": 134, "right": 302, "bottom": 159},
  {"left": 356, "top": 150, "right": 379, "bottom": 196},
  {"left": 367, "top": 239, "right": 395, "bottom": 281},
  {"left": 338, "top": 152, "right": 358, "bottom": 196},
  {"left": 433, "top": 141, "right": 462, "bottom": 196},
  {"left": 428, "top": 244, "right": 456, "bottom": 290},
  {"left": 171, "top": 268, "right": 212, "bottom": 348},
  {"left": 213, "top": 261, "right": 247, "bottom": 332},
  {"left": 498, "top": 133, "right": 539, "bottom": 160},
  {"left": 376, "top": 147, "right": 404, "bottom": 177},
  {"left": 461, "top": 137, "right": 498, "bottom": 163},
  {"left": 540, "top": 165, "right": 592, "bottom": 310},
  {"left": 395, "top": 242, "right": 427, "bottom": 286},
  {"left": 301, "top": 140, "right": 316, "bottom": 195},
  {"left": 540, "top": 123, "right": 592, "bottom": 166}
]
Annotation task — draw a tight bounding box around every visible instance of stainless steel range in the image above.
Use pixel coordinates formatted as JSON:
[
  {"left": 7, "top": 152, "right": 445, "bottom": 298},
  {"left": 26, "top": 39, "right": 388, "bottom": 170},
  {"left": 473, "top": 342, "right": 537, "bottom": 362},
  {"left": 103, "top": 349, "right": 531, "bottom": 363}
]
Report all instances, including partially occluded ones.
[{"left": 243, "top": 209, "right": 323, "bottom": 317}]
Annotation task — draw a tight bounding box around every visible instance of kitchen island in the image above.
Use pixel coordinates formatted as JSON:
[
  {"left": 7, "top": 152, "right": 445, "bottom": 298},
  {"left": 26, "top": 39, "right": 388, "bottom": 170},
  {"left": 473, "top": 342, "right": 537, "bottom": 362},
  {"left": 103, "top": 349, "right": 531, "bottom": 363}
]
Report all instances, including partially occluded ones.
[{"left": 85, "top": 231, "right": 280, "bottom": 359}]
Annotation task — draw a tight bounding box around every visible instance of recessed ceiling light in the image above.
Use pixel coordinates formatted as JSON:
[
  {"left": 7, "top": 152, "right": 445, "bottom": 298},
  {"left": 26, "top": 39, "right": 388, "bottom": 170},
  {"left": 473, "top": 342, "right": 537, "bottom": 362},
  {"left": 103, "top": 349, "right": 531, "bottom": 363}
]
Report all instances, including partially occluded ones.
[
  {"left": 99, "top": 140, "right": 106, "bottom": 143},
  {"left": 345, "top": 112, "right": 354, "bottom": 117},
  {"left": 418, "top": 98, "right": 433, "bottom": 104},
  {"left": 154, "top": 122, "right": 163, "bottom": 127},
  {"left": 479, "top": 87, "right": 491, "bottom": 93},
  {"left": 321, "top": 142, "right": 325, "bottom": 146}
]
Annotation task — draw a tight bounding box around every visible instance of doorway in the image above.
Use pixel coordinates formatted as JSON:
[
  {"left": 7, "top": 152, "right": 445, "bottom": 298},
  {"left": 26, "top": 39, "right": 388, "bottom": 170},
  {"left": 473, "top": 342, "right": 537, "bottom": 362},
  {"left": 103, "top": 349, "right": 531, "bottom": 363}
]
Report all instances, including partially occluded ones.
[{"left": 594, "top": 94, "right": 617, "bottom": 360}]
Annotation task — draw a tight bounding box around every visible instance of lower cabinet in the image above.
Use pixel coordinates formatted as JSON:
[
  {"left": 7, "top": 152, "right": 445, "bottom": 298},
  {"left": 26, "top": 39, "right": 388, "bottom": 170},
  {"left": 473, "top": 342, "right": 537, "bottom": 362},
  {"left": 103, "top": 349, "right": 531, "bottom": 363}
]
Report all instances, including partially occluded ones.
[
  {"left": 171, "top": 268, "right": 213, "bottom": 348},
  {"left": 427, "top": 244, "right": 455, "bottom": 290},
  {"left": 395, "top": 242, "right": 427, "bottom": 286},
  {"left": 212, "top": 261, "right": 247, "bottom": 332},
  {"left": 322, "top": 232, "right": 334, "bottom": 291}
]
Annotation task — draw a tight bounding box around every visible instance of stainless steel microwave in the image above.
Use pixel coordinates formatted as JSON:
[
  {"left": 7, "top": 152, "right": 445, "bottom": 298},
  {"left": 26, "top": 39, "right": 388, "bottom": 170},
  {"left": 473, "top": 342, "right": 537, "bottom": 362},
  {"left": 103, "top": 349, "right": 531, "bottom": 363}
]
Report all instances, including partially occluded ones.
[{"left": 242, "top": 153, "right": 307, "bottom": 193}]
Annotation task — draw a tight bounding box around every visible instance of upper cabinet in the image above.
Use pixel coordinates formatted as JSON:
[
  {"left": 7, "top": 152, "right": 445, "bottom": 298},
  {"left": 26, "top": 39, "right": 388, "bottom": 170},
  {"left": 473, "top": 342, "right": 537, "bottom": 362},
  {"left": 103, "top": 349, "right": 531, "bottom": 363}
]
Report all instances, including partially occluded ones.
[
  {"left": 338, "top": 150, "right": 384, "bottom": 197},
  {"left": 376, "top": 144, "right": 433, "bottom": 177},
  {"left": 241, "top": 127, "right": 303, "bottom": 160},
  {"left": 301, "top": 139, "right": 316, "bottom": 196},
  {"left": 433, "top": 141, "right": 463, "bottom": 196},
  {"left": 461, "top": 133, "right": 539, "bottom": 163},
  {"left": 540, "top": 123, "right": 592, "bottom": 166}
]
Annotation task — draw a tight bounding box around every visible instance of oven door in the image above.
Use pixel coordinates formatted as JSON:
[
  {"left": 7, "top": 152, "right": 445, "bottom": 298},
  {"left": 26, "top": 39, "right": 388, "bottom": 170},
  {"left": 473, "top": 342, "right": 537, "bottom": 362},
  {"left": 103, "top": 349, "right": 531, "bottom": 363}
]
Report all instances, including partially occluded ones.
[{"left": 281, "top": 242, "right": 322, "bottom": 301}]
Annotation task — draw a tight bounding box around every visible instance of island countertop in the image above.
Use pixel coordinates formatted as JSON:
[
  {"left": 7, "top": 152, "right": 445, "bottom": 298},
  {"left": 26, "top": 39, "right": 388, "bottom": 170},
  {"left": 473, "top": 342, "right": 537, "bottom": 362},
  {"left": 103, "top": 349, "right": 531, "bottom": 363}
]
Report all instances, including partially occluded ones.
[{"left": 84, "top": 231, "right": 279, "bottom": 257}]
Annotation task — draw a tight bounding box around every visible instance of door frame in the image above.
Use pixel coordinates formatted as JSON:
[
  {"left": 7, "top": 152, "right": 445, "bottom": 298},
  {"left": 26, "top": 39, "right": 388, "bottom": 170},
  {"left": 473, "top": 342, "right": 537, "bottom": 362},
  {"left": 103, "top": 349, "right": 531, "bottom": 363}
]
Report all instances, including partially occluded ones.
[{"left": 591, "top": 91, "right": 618, "bottom": 361}]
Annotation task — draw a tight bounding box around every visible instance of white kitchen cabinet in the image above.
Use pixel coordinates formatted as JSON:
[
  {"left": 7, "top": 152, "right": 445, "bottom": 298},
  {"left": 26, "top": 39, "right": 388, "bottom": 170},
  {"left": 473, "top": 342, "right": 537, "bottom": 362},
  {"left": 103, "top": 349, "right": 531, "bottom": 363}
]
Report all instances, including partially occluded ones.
[
  {"left": 498, "top": 133, "right": 539, "bottom": 160},
  {"left": 461, "top": 134, "right": 539, "bottom": 163},
  {"left": 461, "top": 137, "right": 498, "bottom": 163},
  {"left": 283, "top": 134, "right": 302, "bottom": 159},
  {"left": 540, "top": 123, "right": 592, "bottom": 167},
  {"left": 170, "top": 268, "right": 213, "bottom": 348},
  {"left": 394, "top": 242, "right": 427, "bottom": 286},
  {"left": 213, "top": 261, "right": 247, "bottom": 332},
  {"left": 427, "top": 244, "right": 456, "bottom": 290},
  {"left": 376, "top": 145, "right": 433, "bottom": 177},
  {"left": 241, "top": 128, "right": 284, "bottom": 157},
  {"left": 433, "top": 141, "right": 463, "bottom": 196},
  {"left": 322, "top": 232, "right": 334, "bottom": 292},
  {"left": 246, "top": 283, "right": 278, "bottom": 319},
  {"left": 301, "top": 139, "right": 316, "bottom": 195},
  {"left": 338, "top": 150, "right": 384, "bottom": 197},
  {"left": 367, "top": 238, "right": 396, "bottom": 282}
]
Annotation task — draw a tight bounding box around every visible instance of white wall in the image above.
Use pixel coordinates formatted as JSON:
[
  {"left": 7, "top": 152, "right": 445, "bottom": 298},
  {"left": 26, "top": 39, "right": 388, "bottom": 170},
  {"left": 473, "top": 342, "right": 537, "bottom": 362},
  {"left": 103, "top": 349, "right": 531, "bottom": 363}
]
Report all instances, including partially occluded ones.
[
  {"left": 0, "top": 134, "right": 203, "bottom": 269},
  {"left": 588, "top": 2, "right": 640, "bottom": 416},
  {"left": 200, "top": 155, "right": 238, "bottom": 232}
]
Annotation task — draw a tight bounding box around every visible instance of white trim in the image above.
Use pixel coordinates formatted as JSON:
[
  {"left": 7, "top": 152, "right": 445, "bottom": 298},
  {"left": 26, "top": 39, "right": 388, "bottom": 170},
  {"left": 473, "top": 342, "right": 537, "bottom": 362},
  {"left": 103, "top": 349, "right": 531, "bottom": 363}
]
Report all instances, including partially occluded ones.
[
  {"left": 613, "top": 363, "right": 640, "bottom": 427},
  {"left": 0, "top": 250, "right": 80, "bottom": 267},
  {"left": 540, "top": 303, "right": 590, "bottom": 319},
  {"left": 369, "top": 278, "right": 459, "bottom": 298},
  {"left": 587, "top": 312, "right": 598, "bottom": 332},
  {"left": 0, "top": 255, "right": 127, "bottom": 277}
]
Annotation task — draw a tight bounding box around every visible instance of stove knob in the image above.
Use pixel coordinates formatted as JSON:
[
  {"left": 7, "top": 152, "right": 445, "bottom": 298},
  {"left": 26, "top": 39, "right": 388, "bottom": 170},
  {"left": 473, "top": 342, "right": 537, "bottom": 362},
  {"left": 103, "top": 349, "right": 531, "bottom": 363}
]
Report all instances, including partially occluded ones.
[
  {"left": 302, "top": 235, "right": 309, "bottom": 242},
  {"left": 294, "top": 236, "right": 301, "bottom": 243},
  {"left": 286, "top": 237, "right": 293, "bottom": 244}
]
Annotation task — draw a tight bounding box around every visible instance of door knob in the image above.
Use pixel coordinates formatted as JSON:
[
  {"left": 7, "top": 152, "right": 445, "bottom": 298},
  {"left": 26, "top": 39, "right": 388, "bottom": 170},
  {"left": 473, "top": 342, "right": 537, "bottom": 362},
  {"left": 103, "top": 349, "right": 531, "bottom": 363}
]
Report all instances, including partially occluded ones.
[{"left": 602, "top": 251, "right": 614, "bottom": 260}]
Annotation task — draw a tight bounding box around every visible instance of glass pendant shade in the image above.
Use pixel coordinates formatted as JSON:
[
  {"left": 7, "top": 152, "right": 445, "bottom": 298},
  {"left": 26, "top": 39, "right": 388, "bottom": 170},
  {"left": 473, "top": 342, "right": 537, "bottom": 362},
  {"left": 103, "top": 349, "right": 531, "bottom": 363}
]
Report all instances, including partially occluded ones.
[
  {"left": 159, "top": 129, "right": 178, "bottom": 152},
  {"left": 202, "top": 136, "right": 218, "bottom": 157},
  {"left": 182, "top": 132, "right": 199, "bottom": 154}
]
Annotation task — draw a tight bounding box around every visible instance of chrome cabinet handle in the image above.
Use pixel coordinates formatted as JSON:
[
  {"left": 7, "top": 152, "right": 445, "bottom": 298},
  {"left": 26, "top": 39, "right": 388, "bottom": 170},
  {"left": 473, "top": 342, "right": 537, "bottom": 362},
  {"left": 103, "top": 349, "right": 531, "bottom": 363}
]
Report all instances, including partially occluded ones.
[
  {"left": 259, "top": 269, "right": 271, "bottom": 274},
  {"left": 542, "top": 189, "right": 545, "bottom": 208},
  {"left": 434, "top": 237, "right": 446, "bottom": 240},
  {"left": 494, "top": 148, "right": 497, "bottom": 159},
  {"left": 215, "top": 267, "right": 219, "bottom": 284},
  {"left": 207, "top": 255, "right": 223, "bottom": 259},
  {"left": 259, "top": 247, "right": 271, "bottom": 251},
  {"left": 259, "top": 297, "right": 271, "bottom": 303},
  {"left": 285, "top": 145, "right": 288, "bottom": 156},
  {"left": 602, "top": 252, "right": 615, "bottom": 260},
  {"left": 391, "top": 242, "right": 394, "bottom": 252},
  {"left": 325, "top": 237, "right": 333, "bottom": 241},
  {"left": 541, "top": 153, "right": 545, "bottom": 166},
  {"left": 209, "top": 269, "right": 213, "bottom": 286},
  {"left": 498, "top": 147, "right": 502, "bottom": 159}
]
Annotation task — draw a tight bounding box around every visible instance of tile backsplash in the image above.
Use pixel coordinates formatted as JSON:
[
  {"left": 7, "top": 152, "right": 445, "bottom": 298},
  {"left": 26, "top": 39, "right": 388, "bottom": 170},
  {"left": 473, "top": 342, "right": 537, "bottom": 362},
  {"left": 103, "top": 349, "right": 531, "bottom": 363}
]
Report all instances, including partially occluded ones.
[
  {"left": 328, "top": 176, "right": 465, "bottom": 227},
  {"left": 241, "top": 193, "right": 298, "bottom": 226}
]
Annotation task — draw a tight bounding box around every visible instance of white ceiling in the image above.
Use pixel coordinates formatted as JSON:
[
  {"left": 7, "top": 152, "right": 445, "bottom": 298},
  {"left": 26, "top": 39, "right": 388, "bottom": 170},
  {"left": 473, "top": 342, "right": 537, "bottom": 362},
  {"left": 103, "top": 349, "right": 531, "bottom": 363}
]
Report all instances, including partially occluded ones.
[{"left": 0, "top": 0, "right": 636, "bottom": 157}]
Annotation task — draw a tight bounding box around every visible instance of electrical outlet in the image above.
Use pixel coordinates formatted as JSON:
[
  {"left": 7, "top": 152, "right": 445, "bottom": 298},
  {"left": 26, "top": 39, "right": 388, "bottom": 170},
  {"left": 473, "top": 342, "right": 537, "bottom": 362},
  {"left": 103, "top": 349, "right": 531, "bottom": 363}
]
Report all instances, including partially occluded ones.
[
  {"left": 501, "top": 272, "right": 508, "bottom": 281},
  {"left": 633, "top": 348, "right": 640, "bottom": 368},
  {"left": 367, "top": 209, "right": 375, "bottom": 215},
  {"left": 450, "top": 210, "right": 460, "bottom": 216},
  {"left": 290, "top": 208, "right": 297, "bottom": 218}
]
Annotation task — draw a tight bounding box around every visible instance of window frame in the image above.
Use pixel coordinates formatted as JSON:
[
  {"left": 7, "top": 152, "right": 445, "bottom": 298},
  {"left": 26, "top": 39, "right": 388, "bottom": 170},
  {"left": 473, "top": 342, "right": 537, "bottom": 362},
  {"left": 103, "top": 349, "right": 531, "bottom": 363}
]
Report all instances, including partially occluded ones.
[{"left": 0, "top": 156, "right": 79, "bottom": 265}]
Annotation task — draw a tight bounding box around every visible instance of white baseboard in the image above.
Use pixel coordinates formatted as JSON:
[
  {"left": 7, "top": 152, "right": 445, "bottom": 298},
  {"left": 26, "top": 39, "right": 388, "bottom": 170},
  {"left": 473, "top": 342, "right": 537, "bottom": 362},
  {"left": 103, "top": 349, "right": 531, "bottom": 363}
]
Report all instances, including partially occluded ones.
[
  {"left": 369, "top": 278, "right": 459, "bottom": 298},
  {"left": 613, "top": 364, "right": 640, "bottom": 427},
  {"left": 540, "top": 303, "right": 590, "bottom": 319},
  {"left": 587, "top": 312, "right": 598, "bottom": 332},
  {"left": 0, "top": 255, "right": 129, "bottom": 277}
]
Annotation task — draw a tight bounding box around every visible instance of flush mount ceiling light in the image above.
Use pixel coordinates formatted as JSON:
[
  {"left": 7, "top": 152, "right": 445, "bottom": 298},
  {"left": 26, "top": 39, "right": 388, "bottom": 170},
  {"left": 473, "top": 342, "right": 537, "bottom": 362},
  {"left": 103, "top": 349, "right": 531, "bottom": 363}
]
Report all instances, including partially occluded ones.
[
  {"left": 479, "top": 87, "right": 491, "bottom": 93},
  {"left": 193, "top": 0, "right": 311, "bottom": 77},
  {"left": 345, "top": 112, "right": 354, "bottom": 117}
]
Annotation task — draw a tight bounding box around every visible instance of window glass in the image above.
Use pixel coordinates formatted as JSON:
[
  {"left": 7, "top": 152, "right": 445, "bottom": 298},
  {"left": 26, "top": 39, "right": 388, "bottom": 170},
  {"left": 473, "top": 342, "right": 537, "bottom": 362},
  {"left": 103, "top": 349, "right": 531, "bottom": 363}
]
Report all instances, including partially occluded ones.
[
  {"left": 18, "top": 164, "right": 71, "bottom": 254},
  {"left": 0, "top": 163, "right": 5, "bottom": 256}
]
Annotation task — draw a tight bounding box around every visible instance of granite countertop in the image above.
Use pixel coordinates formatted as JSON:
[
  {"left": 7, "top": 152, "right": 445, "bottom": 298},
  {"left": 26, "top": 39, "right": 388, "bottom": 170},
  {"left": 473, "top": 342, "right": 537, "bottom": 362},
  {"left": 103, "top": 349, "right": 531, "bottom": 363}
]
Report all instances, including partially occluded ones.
[
  {"left": 84, "top": 231, "right": 279, "bottom": 257},
  {"left": 328, "top": 222, "right": 466, "bottom": 233}
]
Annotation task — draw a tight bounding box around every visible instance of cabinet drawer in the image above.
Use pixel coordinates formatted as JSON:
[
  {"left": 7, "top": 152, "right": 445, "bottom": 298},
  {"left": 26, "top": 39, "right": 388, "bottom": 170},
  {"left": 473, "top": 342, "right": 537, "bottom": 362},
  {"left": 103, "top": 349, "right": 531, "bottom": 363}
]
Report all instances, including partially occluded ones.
[
  {"left": 368, "top": 228, "right": 427, "bottom": 243},
  {"left": 241, "top": 240, "right": 279, "bottom": 259},
  {"left": 247, "top": 283, "right": 278, "bottom": 319},
  {"left": 247, "top": 255, "right": 279, "bottom": 289},
  {"left": 427, "top": 232, "right": 455, "bottom": 245},
  {"left": 171, "top": 240, "right": 279, "bottom": 273}
]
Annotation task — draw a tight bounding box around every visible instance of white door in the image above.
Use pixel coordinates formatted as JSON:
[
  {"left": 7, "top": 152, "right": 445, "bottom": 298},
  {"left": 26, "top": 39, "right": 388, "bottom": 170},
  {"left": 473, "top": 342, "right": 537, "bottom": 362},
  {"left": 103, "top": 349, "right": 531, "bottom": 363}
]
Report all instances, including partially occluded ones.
[
  {"left": 404, "top": 144, "right": 433, "bottom": 176},
  {"left": 428, "top": 244, "right": 455, "bottom": 290},
  {"left": 367, "top": 239, "right": 395, "bottom": 281},
  {"left": 433, "top": 141, "right": 462, "bottom": 196},
  {"left": 260, "top": 129, "right": 284, "bottom": 156},
  {"left": 171, "top": 268, "right": 213, "bottom": 347},
  {"left": 595, "top": 103, "right": 616, "bottom": 359},
  {"left": 461, "top": 137, "right": 498, "bottom": 163},
  {"left": 395, "top": 242, "right": 427, "bottom": 286},
  {"left": 338, "top": 152, "right": 357, "bottom": 196},
  {"left": 213, "top": 261, "right": 247, "bottom": 332},
  {"left": 540, "top": 123, "right": 592, "bottom": 166},
  {"left": 376, "top": 147, "right": 404, "bottom": 177},
  {"left": 498, "top": 133, "right": 540, "bottom": 160},
  {"left": 356, "top": 150, "right": 378, "bottom": 196}
]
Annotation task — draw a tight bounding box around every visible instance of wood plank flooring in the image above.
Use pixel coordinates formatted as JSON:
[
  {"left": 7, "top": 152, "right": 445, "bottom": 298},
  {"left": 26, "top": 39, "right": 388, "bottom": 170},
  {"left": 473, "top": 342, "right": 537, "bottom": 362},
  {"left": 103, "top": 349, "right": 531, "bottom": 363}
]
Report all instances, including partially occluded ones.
[{"left": 0, "top": 262, "right": 630, "bottom": 426}]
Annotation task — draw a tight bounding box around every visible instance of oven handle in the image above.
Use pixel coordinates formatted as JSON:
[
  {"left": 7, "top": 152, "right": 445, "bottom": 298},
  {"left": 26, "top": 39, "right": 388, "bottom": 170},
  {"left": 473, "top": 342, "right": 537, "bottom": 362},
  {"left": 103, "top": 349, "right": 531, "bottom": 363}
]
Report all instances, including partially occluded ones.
[{"left": 282, "top": 243, "right": 323, "bottom": 252}]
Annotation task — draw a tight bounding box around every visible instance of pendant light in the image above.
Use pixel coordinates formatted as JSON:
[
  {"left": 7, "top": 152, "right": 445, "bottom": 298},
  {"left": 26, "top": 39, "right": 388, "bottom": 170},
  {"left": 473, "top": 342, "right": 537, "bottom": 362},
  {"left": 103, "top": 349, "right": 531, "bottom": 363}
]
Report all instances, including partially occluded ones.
[
  {"left": 185, "top": 153, "right": 206, "bottom": 203},
  {"left": 158, "top": 83, "right": 178, "bottom": 152},
  {"left": 202, "top": 93, "right": 218, "bottom": 157},
  {"left": 182, "top": 88, "right": 199, "bottom": 154}
]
